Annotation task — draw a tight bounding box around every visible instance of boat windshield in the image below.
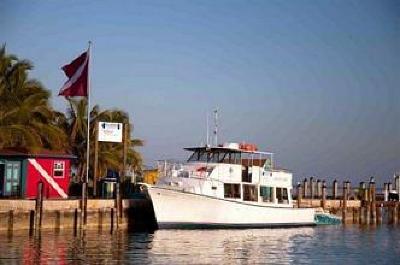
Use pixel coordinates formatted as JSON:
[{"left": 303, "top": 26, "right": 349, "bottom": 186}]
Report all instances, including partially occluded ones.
[
  {"left": 186, "top": 148, "right": 274, "bottom": 169},
  {"left": 187, "top": 150, "right": 242, "bottom": 164}
]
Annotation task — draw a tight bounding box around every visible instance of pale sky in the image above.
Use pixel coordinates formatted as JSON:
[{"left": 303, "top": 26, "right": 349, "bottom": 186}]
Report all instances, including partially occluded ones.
[{"left": 1, "top": 0, "right": 399, "bottom": 183}]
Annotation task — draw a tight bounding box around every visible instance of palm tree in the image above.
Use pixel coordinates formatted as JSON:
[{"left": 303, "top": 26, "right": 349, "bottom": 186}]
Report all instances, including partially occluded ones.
[{"left": 0, "top": 45, "right": 68, "bottom": 151}]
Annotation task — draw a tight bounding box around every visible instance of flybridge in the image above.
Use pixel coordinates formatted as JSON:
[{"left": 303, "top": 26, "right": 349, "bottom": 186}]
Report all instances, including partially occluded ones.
[
  {"left": 184, "top": 142, "right": 274, "bottom": 169},
  {"left": 184, "top": 142, "right": 274, "bottom": 155}
]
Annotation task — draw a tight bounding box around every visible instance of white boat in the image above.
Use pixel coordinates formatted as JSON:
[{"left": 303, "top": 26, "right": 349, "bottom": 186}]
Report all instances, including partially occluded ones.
[{"left": 143, "top": 142, "right": 315, "bottom": 229}]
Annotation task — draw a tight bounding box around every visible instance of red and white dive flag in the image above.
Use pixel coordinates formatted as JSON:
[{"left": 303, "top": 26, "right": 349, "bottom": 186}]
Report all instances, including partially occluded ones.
[{"left": 59, "top": 50, "right": 89, "bottom": 97}]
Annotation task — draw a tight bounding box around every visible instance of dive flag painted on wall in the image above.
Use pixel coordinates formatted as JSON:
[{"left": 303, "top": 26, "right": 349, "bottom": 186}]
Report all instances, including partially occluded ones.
[{"left": 58, "top": 50, "right": 89, "bottom": 97}]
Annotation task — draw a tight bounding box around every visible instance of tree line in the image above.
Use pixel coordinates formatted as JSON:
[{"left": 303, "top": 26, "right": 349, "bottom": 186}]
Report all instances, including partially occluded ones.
[{"left": 0, "top": 45, "right": 143, "bottom": 185}]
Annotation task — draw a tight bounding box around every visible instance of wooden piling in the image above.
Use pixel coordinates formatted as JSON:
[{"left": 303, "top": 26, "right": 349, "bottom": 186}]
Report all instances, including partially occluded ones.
[
  {"left": 116, "top": 183, "right": 122, "bottom": 226},
  {"left": 332, "top": 179, "right": 338, "bottom": 199},
  {"left": 297, "top": 183, "right": 302, "bottom": 208},
  {"left": 55, "top": 210, "right": 61, "bottom": 231},
  {"left": 370, "top": 180, "right": 376, "bottom": 225},
  {"left": 321, "top": 182, "right": 327, "bottom": 210},
  {"left": 316, "top": 179, "right": 321, "bottom": 198},
  {"left": 394, "top": 204, "right": 398, "bottom": 225},
  {"left": 376, "top": 204, "right": 383, "bottom": 224},
  {"left": 346, "top": 181, "right": 351, "bottom": 199},
  {"left": 395, "top": 175, "right": 400, "bottom": 195},
  {"left": 359, "top": 182, "right": 366, "bottom": 200},
  {"left": 342, "top": 182, "right": 347, "bottom": 223},
  {"left": 310, "top": 177, "right": 314, "bottom": 199},
  {"left": 365, "top": 204, "right": 370, "bottom": 225},
  {"left": 35, "top": 182, "right": 43, "bottom": 230},
  {"left": 73, "top": 208, "right": 78, "bottom": 233},
  {"left": 383, "top": 183, "right": 389, "bottom": 202},
  {"left": 81, "top": 182, "right": 87, "bottom": 227},
  {"left": 398, "top": 203, "right": 400, "bottom": 223},
  {"left": 29, "top": 210, "right": 35, "bottom": 233},
  {"left": 359, "top": 205, "right": 364, "bottom": 224},
  {"left": 388, "top": 182, "right": 393, "bottom": 193},
  {"left": 8, "top": 210, "right": 13, "bottom": 231},
  {"left": 303, "top": 178, "right": 308, "bottom": 199},
  {"left": 352, "top": 208, "right": 357, "bottom": 223},
  {"left": 98, "top": 208, "right": 103, "bottom": 231},
  {"left": 110, "top": 207, "right": 115, "bottom": 232},
  {"left": 388, "top": 204, "right": 395, "bottom": 224}
]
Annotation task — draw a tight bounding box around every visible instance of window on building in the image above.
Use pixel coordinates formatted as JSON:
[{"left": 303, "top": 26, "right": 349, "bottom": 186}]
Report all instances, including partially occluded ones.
[
  {"left": 276, "top": 187, "right": 289, "bottom": 204},
  {"left": 53, "top": 161, "right": 65, "bottom": 178},
  {"left": 224, "top": 183, "right": 241, "bottom": 199},
  {"left": 243, "top": 184, "right": 258, "bottom": 202},
  {"left": 260, "top": 186, "right": 274, "bottom": 202}
]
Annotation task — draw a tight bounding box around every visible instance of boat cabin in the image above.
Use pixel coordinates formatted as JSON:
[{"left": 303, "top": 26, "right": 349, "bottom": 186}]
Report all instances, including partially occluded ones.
[{"left": 157, "top": 143, "right": 293, "bottom": 207}]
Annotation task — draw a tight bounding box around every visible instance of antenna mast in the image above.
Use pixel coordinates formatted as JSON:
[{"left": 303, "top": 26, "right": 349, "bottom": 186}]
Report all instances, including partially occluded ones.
[
  {"left": 213, "top": 108, "right": 218, "bottom": 146},
  {"left": 206, "top": 112, "right": 209, "bottom": 146}
]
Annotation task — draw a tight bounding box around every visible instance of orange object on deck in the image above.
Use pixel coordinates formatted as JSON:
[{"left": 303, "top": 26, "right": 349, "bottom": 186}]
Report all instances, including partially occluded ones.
[{"left": 239, "top": 143, "right": 258, "bottom": 151}]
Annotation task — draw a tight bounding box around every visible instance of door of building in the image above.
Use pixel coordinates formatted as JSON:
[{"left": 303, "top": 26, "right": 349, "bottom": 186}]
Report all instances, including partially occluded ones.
[
  {"left": 0, "top": 161, "right": 4, "bottom": 196},
  {"left": 3, "top": 161, "right": 21, "bottom": 197}
]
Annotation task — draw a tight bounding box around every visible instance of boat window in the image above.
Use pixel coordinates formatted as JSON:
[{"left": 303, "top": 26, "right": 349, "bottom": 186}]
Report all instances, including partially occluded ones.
[
  {"left": 241, "top": 166, "right": 252, "bottom": 183},
  {"left": 260, "top": 186, "right": 274, "bottom": 202},
  {"left": 208, "top": 152, "right": 220, "bottom": 163},
  {"left": 243, "top": 184, "right": 258, "bottom": 202},
  {"left": 276, "top": 187, "right": 289, "bottom": 204},
  {"left": 187, "top": 151, "right": 200, "bottom": 162},
  {"left": 224, "top": 183, "right": 241, "bottom": 199},
  {"left": 218, "top": 152, "right": 229, "bottom": 163},
  {"left": 198, "top": 151, "right": 208, "bottom": 162}
]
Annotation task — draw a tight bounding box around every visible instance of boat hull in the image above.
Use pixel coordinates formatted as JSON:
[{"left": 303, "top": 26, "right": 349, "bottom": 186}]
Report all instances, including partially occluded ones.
[{"left": 148, "top": 187, "right": 315, "bottom": 229}]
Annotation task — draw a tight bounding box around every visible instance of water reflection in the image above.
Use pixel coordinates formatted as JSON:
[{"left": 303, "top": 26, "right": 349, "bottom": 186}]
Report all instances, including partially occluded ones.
[{"left": 1, "top": 226, "right": 400, "bottom": 264}]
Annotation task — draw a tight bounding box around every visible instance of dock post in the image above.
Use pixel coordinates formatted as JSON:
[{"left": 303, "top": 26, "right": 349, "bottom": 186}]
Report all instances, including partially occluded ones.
[
  {"left": 303, "top": 178, "right": 308, "bottom": 199},
  {"left": 73, "top": 208, "right": 78, "bottom": 234},
  {"left": 29, "top": 210, "right": 35, "bottom": 233},
  {"left": 394, "top": 203, "right": 398, "bottom": 225},
  {"left": 34, "top": 182, "right": 44, "bottom": 230},
  {"left": 297, "top": 183, "right": 302, "bottom": 208},
  {"left": 7, "top": 210, "right": 14, "bottom": 232},
  {"left": 395, "top": 175, "right": 400, "bottom": 196},
  {"left": 384, "top": 183, "right": 389, "bottom": 202},
  {"left": 388, "top": 182, "right": 393, "bottom": 193},
  {"left": 321, "top": 181, "right": 327, "bottom": 210},
  {"left": 346, "top": 181, "right": 351, "bottom": 200},
  {"left": 376, "top": 204, "right": 383, "bottom": 224},
  {"left": 98, "top": 208, "right": 103, "bottom": 231},
  {"left": 359, "top": 182, "right": 365, "bottom": 200},
  {"left": 110, "top": 207, "right": 115, "bottom": 232},
  {"left": 365, "top": 204, "right": 370, "bottom": 225},
  {"left": 81, "top": 182, "right": 87, "bottom": 227},
  {"left": 342, "top": 181, "right": 347, "bottom": 224},
  {"left": 116, "top": 182, "right": 122, "bottom": 227},
  {"left": 310, "top": 177, "right": 314, "bottom": 200},
  {"left": 332, "top": 179, "right": 338, "bottom": 199},
  {"left": 316, "top": 179, "right": 321, "bottom": 199},
  {"left": 352, "top": 207, "right": 357, "bottom": 224},
  {"left": 398, "top": 203, "right": 400, "bottom": 222},
  {"left": 370, "top": 180, "right": 376, "bottom": 225}
]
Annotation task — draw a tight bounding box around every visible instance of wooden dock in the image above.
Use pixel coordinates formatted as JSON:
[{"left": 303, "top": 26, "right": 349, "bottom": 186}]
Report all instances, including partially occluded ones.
[{"left": 294, "top": 176, "right": 400, "bottom": 225}]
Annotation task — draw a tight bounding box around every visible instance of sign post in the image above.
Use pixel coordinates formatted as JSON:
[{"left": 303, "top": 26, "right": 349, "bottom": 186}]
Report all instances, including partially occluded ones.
[{"left": 95, "top": 122, "right": 125, "bottom": 198}]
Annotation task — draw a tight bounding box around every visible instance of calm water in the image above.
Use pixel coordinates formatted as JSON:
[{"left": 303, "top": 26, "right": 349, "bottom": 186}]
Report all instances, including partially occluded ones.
[{"left": 1, "top": 226, "right": 400, "bottom": 264}]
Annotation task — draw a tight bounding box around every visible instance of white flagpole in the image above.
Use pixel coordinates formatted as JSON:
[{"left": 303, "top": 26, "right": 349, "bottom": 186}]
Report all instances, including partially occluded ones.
[{"left": 85, "top": 41, "right": 92, "bottom": 185}]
